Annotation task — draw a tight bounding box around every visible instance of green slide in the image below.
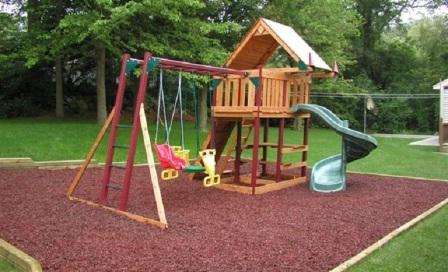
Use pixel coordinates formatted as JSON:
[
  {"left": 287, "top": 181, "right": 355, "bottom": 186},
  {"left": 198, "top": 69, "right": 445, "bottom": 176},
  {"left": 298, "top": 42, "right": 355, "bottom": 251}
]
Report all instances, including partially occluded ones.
[{"left": 290, "top": 104, "right": 378, "bottom": 192}]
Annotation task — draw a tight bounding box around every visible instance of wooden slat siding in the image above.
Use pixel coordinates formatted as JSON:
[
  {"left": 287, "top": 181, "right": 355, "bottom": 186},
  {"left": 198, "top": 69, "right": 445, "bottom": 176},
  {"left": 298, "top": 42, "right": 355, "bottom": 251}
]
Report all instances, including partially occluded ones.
[
  {"left": 240, "top": 79, "right": 246, "bottom": 106},
  {"left": 286, "top": 80, "right": 291, "bottom": 107},
  {"left": 261, "top": 78, "right": 266, "bottom": 107},
  {"left": 278, "top": 80, "right": 286, "bottom": 108},
  {"left": 300, "top": 79, "right": 306, "bottom": 103},
  {"left": 248, "top": 81, "right": 255, "bottom": 107},
  {"left": 301, "top": 79, "right": 306, "bottom": 103},
  {"left": 275, "top": 80, "right": 281, "bottom": 107},
  {"left": 267, "top": 78, "right": 272, "bottom": 107},
  {"left": 215, "top": 81, "right": 223, "bottom": 106},
  {"left": 232, "top": 79, "right": 238, "bottom": 106},
  {"left": 223, "top": 79, "right": 230, "bottom": 106},
  {"left": 292, "top": 81, "right": 297, "bottom": 105},
  {"left": 266, "top": 78, "right": 271, "bottom": 107},
  {"left": 272, "top": 79, "right": 276, "bottom": 107}
]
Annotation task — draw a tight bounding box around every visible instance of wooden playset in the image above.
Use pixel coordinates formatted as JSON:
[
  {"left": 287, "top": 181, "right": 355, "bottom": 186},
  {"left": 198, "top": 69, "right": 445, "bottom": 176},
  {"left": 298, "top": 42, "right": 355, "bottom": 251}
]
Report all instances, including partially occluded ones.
[{"left": 66, "top": 18, "right": 342, "bottom": 228}]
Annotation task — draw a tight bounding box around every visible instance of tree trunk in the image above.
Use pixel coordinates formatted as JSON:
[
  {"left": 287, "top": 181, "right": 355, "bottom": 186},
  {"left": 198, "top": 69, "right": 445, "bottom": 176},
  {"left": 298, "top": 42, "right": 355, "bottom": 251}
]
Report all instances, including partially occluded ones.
[
  {"left": 199, "top": 86, "right": 208, "bottom": 131},
  {"left": 55, "top": 55, "right": 64, "bottom": 118},
  {"left": 95, "top": 41, "right": 107, "bottom": 124}
]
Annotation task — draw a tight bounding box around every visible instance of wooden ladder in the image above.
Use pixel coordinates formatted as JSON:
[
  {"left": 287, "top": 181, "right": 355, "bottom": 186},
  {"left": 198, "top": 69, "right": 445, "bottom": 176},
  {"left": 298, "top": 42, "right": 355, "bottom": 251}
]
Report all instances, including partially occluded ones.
[
  {"left": 99, "top": 53, "right": 152, "bottom": 211},
  {"left": 218, "top": 119, "right": 253, "bottom": 175}
]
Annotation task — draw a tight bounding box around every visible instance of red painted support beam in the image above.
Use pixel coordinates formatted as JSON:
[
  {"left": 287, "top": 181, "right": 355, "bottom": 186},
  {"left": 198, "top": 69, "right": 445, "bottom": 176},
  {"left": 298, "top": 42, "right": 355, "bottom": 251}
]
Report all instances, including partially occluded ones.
[
  {"left": 100, "top": 54, "right": 130, "bottom": 203},
  {"left": 157, "top": 57, "right": 247, "bottom": 76},
  {"left": 250, "top": 65, "right": 263, "bottom": 194},
  {"left": 118, "top": 52, "right": 152, "bottom": 211},
  {"left": 234, "top": 121, "right": 242, "bottom": 183},
  {"left": 261, "top": 118, "right": 269, "bottom": 176},
  {"left": 301, "top": 118, "right": 309, "bottom": 177},
  {"left": 129, "top": 57, "right": 247, "bottom": 76}
]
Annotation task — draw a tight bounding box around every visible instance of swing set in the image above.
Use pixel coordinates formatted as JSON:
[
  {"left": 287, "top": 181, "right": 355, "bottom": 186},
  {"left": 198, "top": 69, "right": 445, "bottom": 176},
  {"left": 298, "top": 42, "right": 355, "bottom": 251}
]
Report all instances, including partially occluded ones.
[
  {"left": 153, "top": 70, "right": 219, "bottom": 186},
  {"left": 66, "top": 52, "right": 246, "bottom": 229}
]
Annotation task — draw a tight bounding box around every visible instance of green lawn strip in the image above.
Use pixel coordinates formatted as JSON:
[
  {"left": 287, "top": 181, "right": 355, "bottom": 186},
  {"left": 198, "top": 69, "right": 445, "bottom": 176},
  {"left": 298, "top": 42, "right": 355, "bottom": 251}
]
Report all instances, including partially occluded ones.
[
  {"left": 349, "top": 205, "right": 448, "bottom": 272},
  {"left": 0, "top": 259, "right": 17, "bottom": 272},
  {"left": 0, "top": 118, "right": 447, "bottom": 179}
]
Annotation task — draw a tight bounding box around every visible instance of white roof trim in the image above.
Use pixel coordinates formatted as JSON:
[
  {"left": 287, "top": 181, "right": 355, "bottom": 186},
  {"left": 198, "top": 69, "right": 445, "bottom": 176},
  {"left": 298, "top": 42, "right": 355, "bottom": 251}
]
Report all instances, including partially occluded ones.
[
  {"left": 262, "top": 18, "right": 331, "bottom": 71},
  {"left": 433, "top": 79, "right": 448, "bottom": 90}
]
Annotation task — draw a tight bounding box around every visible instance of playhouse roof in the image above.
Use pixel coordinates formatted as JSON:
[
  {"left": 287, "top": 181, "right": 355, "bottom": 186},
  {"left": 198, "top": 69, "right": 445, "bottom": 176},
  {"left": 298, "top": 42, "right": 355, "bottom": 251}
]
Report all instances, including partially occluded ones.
[{"left": 225, "top": 18, "right": 332, "bottom": 71}]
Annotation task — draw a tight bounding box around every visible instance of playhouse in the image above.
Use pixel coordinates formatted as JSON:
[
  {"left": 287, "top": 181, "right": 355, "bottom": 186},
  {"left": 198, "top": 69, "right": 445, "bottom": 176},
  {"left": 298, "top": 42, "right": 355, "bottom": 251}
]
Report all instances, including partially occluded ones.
[{"left": 67, "top": 18, "right": 377, "bottom": 228}]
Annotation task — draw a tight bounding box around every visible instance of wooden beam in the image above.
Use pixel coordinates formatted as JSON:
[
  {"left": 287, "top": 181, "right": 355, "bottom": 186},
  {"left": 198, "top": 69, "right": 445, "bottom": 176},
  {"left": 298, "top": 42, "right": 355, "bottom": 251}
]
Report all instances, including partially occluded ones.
[
  {"left": 67, "top": 108, "right": 115, "bottom": 198},
  {"left": 254, "top": 177, "right": 306, "bottom": 194},
  {"left": 69, "top": 196, "right": 167, "bottom": 229},
  {"left": 139, "top": 104, "right": 167, "bottom": 225}
]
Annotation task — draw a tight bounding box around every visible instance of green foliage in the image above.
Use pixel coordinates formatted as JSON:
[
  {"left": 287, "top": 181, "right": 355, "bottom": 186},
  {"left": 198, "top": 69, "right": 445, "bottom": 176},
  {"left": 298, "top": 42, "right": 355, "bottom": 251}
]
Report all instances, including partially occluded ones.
[
  {"left": 264, "top": 0, "right": 361, "bottom": 67},
  {"left": 0, "top": 0, "right": 447, "bottom": 134}
]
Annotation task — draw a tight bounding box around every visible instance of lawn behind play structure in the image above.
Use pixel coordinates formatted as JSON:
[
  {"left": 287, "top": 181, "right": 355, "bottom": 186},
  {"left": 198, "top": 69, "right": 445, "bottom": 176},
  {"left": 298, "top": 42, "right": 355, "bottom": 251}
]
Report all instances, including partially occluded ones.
[
  {"left": 0, "top": 118, "right": 447, "bottom": 180},
  {"left": 0, "top": 118, "right": 447, "bottom": 271}
]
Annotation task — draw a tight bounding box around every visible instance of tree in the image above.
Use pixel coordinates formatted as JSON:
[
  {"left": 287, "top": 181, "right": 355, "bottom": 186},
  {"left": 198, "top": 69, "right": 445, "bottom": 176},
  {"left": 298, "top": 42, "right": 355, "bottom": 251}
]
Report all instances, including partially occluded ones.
[
  {"left": 353, "top": 0, "right": 444, "bottom": 80},
  {"left": 264, "top": 0, "right": 361, "bottom": 68}
]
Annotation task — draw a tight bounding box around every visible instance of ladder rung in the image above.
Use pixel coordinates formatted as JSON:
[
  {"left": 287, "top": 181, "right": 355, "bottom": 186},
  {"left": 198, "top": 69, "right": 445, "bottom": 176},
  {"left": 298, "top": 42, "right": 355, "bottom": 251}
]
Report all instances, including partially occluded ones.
[
  {"left": 107, "top": 183, "right": 122, "bottom": 190},
  {"left": 113, "top": 144, "right": 130, "bottom": 149},
  {"left": 117, "top": 124, "right": 133, "bottom": 128},
  {"left": 282, "top": 145, "right": 308, "bottom": 153},
  {"left": 280, "top": 161, "right": 307, "bottom": 170}
]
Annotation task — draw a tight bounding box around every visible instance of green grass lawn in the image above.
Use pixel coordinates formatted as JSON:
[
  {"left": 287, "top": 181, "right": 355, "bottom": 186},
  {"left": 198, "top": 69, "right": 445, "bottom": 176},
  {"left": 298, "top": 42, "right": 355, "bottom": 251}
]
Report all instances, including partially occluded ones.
[
  {"left": 0, "top": 117, "right": 447, "bottom": 271},
  {"left": 0, "top": 260, "right": 17, "bottom": 272}
]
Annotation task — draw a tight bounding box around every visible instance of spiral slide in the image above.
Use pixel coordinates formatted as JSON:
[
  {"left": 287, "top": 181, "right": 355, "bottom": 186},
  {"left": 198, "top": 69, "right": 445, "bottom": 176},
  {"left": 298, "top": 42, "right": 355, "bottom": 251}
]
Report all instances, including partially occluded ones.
[{"left": 290, "top": 104, "right": 378, "bottom": 192}]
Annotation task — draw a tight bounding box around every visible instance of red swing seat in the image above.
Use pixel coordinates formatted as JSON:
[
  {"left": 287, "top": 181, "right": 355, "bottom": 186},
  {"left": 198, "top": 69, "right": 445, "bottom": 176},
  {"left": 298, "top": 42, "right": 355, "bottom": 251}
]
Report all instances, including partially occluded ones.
[{"left": 155, "top": 144, "right": 186, "bottom": 170}]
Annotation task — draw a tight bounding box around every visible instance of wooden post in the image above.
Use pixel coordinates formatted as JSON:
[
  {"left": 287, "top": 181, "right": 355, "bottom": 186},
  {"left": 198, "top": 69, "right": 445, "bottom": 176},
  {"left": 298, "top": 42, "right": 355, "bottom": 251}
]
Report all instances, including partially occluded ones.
[
  {"left": 139, "top": 104, "right": 167, "bottom": 225},
  {"left": 276, "top": 119, "right": 285, "bottom": 182},
  {"left": 261, "top": 118, "right": 269, "bottom": 176},
  {"left": 234, "top": 121, "right": 242, "bottom": 183},
  {"left": 301, "top": 118, "right": 309, "bottom": 177},
  {"left": 250, "top": 66, "right": 263, "bottom": 194}
]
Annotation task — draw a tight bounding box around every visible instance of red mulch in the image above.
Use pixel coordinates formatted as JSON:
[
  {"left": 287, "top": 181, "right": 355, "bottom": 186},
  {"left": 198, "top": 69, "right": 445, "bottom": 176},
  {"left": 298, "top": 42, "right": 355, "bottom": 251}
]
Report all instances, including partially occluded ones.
[{"left": 0, "top": 166, "right": 447, "bottom": 272}]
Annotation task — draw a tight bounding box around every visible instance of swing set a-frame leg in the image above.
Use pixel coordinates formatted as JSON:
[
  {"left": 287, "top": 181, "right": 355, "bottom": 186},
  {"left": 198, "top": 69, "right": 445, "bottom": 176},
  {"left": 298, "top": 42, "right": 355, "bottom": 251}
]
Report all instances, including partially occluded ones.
[
  {"left": 67, "top": 108, "right": 115, "bottom": 198},
  {"left": 66, "top": 106, "right": 168, "bottom": 229},
  {"left": 139, "top": 104, "right": 167, "bottom": 225}
]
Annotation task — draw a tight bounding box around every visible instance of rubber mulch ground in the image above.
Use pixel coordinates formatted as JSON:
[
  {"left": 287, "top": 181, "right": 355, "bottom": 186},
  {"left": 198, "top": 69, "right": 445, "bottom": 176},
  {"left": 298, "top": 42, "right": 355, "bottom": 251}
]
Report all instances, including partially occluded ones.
[{"left": 1, "top": 166, "right": 447, "bottom": 272}]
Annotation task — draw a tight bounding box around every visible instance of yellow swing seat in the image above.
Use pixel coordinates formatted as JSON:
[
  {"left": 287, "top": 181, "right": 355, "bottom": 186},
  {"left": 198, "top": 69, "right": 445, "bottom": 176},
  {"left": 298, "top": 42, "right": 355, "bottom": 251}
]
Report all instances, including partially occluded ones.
[
  {"left": 199, "top": 149, "right": 220, "bottom": 187},
  {"left": 161, "top": 168, "right": 179, "bottom": 180}
]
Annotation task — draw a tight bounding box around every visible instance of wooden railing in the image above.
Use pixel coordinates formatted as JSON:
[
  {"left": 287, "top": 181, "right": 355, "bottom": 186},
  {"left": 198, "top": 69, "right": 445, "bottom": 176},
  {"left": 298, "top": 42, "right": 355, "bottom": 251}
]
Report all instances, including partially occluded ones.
[{"left": 213, "top": 76, "right": 309, "bottom": 116}]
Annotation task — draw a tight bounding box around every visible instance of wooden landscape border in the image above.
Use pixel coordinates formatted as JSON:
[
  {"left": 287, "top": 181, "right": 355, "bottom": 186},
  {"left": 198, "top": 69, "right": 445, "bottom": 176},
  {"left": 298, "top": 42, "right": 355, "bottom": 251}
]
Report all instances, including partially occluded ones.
[
  {"left": 0, "top": 239, "right": 43, "bottom": 272},
  {"left": 330, "top": 197, "right": 448, "bottom": 272}
]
